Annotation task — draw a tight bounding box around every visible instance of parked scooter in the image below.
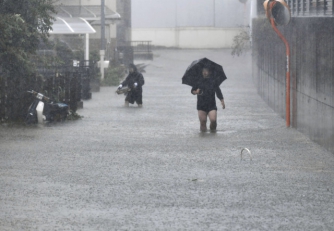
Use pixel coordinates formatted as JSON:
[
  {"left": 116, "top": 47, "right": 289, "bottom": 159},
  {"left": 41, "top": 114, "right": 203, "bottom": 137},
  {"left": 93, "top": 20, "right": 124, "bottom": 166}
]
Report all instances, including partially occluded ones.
[{"left": 25, "top": 90, "right": 69, "bottom": 125}]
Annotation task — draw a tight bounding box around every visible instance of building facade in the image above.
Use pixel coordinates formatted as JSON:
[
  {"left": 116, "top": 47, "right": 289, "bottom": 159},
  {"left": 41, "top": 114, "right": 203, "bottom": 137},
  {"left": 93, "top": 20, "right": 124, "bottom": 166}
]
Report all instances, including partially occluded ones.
[
  {"left": 131, "top": 0, "right": 254, "bottom": 48},
  {"left": 54, "top": 0, "right": 129, "bottom": 60}
]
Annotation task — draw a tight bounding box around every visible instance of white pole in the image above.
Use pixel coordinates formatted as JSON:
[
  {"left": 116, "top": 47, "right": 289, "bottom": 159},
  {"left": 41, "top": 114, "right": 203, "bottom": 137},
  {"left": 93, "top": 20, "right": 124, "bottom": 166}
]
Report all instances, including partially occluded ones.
[
  {"left": 100, "top": 50, "right": 105, "bottom": 80},
  {"left": 85, "top": 33, "right": 89, "bottom": 66},
  {"left": 250, "top": 0, "right": 257, "bottom": 46},
  {"left": 250, "top": 0, "right": 257, "bottom": 19}
]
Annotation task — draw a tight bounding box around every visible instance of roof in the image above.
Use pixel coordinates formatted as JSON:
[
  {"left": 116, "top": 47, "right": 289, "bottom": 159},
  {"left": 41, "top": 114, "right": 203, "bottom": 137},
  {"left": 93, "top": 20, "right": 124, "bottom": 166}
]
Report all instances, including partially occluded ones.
[
  {"left": 50, "top": 5, "right": 121, "bottom": 34},
  {"left": 50, "top": 17, "right": 96, "bottom": 34},
  {"left": 55, "top": 5, "right": 121, "bottom": 21}
]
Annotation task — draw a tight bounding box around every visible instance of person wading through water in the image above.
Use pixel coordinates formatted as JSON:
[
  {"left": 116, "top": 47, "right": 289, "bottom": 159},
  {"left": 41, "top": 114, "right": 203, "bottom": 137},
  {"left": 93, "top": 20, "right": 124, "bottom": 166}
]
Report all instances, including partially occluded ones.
[
  {"left": 118, "top": 64, "right": 145, "bottom": 107},
  {"left": 191, "top": 66, "right": 225, "bottom": 132}
]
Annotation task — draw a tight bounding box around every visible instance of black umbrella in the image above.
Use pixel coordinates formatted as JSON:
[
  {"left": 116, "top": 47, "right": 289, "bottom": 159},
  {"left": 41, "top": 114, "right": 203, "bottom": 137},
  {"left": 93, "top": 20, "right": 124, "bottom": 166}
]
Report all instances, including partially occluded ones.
[{"left": 182, "top": 58, "right": 227, "bottom": 87}]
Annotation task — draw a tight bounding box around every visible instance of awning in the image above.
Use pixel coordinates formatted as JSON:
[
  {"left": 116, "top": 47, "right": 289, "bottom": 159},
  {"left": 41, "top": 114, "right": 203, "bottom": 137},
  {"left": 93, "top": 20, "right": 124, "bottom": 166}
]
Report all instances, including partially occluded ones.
[
  {"left": 50, "top": 17, "right": 96, "bottom": 34},
  {"left": 54, "top": 5, "right": 121, "bottom": 21}
]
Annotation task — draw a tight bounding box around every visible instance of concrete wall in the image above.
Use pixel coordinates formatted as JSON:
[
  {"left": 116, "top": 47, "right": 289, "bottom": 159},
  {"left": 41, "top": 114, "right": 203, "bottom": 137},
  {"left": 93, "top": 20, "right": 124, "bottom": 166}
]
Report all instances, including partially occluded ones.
[
  {"left": 252, "top": 18, "right": 334, "bottom": 154},
  {"left": 132, "top": 27, "right": 243, "bottom": 48}
]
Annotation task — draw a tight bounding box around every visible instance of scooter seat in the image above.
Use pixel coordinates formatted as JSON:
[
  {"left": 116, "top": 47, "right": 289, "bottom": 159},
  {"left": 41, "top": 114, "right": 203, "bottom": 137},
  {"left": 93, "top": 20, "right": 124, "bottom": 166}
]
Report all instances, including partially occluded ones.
[
  {"left": 55, "top": 103, "right": 68, "bottom": 108},
  {"left": 48, "top": 102, "right": 69, "bottom": 110}
]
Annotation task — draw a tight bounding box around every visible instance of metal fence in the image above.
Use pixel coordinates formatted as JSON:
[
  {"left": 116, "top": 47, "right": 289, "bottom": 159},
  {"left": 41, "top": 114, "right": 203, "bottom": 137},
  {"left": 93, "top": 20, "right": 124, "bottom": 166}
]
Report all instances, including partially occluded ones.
[
  {"left": 286, "top": 0, "right": 333, "bottom": 16},
  {"left": 256, "top": 0, "right": 334, "bottom": 17},
  {"left": 0, "top": 62, "right": 97, "bottom": 121},
  {"left": 130, "top": 41, "right": 153, "bottom": 60}
]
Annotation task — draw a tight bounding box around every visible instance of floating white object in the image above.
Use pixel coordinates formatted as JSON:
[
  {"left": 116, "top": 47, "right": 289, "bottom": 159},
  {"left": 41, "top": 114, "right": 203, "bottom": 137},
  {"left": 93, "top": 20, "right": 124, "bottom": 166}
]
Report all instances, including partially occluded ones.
[
  {"left": 241, "top": 148, "right": 252, "bottom": 161},
  {"left": 97, "top": 60, "right": 110, "bottom": 68}
]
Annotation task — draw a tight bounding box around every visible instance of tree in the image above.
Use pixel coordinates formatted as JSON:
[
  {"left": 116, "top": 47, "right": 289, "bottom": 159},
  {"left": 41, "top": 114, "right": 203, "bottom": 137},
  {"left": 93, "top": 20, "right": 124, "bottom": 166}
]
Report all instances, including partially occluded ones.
[
  {"left": 0, "top": 0, "right": 56, "bottom": 74},
  {"left": 0, "top": 0, "right": 56, "bottom": 121}
]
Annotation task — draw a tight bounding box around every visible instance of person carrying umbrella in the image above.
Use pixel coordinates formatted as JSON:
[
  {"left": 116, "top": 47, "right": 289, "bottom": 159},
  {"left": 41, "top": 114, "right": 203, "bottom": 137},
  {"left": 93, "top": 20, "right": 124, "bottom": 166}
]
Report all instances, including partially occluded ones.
[
  {"left": 118, "top": 64, "right": 145, "bottom": 107},
  {"left": 182, "top": 58, "right": 226, "bottom": 132}
]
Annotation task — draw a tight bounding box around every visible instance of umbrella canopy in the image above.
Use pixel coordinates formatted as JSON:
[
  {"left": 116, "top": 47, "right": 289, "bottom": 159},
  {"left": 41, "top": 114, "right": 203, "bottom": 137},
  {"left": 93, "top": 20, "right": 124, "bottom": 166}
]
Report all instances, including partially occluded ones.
[{"left": 182, "top": 58, "right": 227, "bottom": 87}]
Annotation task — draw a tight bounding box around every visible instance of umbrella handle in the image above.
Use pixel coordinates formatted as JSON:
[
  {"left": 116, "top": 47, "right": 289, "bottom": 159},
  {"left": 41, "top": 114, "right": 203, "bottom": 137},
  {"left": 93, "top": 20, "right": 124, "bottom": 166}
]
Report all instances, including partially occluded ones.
[{"left": 198, "top": 89, "right": 203, "bottom": 95}]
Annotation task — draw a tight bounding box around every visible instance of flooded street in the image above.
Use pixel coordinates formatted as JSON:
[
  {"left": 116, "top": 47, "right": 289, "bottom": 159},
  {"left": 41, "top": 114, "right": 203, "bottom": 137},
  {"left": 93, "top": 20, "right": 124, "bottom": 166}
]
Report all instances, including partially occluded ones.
[{"left": 1, "top": 49, "right": 334, "bottom": 230}]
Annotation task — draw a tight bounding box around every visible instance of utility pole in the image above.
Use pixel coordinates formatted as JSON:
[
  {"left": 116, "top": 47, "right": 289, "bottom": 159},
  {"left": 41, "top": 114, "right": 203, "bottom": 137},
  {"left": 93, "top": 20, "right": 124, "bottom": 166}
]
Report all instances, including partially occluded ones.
[{"left": 100, "top": 0, "right": 106, "bottom": 80}]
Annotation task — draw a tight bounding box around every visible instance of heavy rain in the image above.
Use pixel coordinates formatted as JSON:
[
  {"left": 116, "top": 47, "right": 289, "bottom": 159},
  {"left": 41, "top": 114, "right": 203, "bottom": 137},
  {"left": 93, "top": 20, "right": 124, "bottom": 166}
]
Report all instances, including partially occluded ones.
[{"left": 0, "top": 0, "right": 334, "bottom": 230}]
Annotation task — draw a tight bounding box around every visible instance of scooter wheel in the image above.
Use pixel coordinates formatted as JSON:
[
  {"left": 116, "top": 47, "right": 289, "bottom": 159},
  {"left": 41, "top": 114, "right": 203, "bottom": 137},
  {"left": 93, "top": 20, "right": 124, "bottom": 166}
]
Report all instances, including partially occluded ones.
[
  {"left": 60, "top": 112, "right": 68, "bottom": 122},
  {"left": 24, "top": 114, "right": 37, "bottom": 125}
]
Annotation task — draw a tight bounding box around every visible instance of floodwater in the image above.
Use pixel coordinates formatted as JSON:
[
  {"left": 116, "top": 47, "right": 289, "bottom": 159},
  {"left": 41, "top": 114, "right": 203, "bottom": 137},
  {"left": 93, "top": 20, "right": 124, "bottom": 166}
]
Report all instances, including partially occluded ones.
[{"left": 0, "top": 49, "right": 333, "bottom": 230}]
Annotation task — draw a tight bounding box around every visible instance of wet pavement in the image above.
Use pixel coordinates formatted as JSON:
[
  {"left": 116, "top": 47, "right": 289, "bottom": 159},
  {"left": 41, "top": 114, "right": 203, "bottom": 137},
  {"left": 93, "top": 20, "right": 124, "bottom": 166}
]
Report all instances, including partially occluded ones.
[{"left": 1, "top": 49, "right": 334, "bottom": 230}]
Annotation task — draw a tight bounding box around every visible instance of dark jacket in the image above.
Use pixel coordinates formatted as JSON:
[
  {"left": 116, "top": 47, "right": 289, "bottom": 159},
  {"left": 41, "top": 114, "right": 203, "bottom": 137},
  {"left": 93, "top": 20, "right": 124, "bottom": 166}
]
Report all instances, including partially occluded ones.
[
  {"left": 121, "top": 71, "right": 145, "bottom": 90},
  {"left": 121, "top": 71, "right": 145, "bottom": 104},
  {"left": 191, "top": 77, "right": 223, "bottom": 112}
]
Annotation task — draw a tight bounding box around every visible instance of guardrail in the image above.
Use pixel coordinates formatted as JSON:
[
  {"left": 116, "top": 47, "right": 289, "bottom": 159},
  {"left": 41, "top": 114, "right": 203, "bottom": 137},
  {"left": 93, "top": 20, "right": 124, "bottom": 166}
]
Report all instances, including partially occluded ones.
[
  {"left": 130, "top": 41, "right": 153, "bottom": 60},
  {"left": 286, "top": 0, "right": 333, "bottom": 16}
]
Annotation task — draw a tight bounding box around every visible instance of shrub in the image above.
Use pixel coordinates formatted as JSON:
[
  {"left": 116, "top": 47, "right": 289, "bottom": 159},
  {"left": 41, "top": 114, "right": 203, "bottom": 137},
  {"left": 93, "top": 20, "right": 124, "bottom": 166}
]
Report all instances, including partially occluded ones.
[
  {"left": 102, "top": 65, "right": 126, "bottom": 86},
  {"left": 231, "top": 28, "right": 251, "bottom": 57}
]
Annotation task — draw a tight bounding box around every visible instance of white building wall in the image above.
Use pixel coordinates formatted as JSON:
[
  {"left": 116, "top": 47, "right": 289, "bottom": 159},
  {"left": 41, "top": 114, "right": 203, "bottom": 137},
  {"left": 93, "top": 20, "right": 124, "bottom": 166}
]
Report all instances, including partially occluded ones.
[
  {"left": 132, "top": 0, "right": 251, "bottom": 28},
  {"left": 131, "top": 0, "right": 251, "bottom": 48},
  {"left": 132, "top": 27, "right": 243, "bottom": 49}
]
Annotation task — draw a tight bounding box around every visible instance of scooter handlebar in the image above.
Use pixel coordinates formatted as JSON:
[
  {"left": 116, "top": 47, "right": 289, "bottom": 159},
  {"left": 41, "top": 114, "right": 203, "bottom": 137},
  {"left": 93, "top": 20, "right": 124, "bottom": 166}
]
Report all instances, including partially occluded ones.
[
  {"left": 43, "top": 96, "right": 50, "bottom": 102},
  {"left": 27, "top": 90, "right": 37, "bottom": 95},
  {"left": 27, "top": 90, "right": 50, "bottom": 102}
]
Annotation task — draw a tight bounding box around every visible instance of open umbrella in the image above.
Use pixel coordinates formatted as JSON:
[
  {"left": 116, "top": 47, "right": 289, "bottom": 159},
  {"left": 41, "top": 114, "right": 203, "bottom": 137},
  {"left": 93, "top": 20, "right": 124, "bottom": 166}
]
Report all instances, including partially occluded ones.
[{"left": 182, "top": 58, "right": 227, "bottom": 87}]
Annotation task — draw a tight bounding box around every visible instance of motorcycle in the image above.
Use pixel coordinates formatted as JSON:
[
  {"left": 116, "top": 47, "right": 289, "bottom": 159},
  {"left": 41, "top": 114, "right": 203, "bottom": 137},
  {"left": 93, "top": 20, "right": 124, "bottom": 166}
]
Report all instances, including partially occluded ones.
[{"left": 25, "top": 90, "right": 69, "bottom": 125}]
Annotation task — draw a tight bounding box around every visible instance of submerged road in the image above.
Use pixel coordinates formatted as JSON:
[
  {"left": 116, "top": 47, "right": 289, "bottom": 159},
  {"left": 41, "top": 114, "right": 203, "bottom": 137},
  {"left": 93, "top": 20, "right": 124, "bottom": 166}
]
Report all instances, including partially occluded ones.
[{"left": 1, "top": 49, "right": 334, "bottom": 230}]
